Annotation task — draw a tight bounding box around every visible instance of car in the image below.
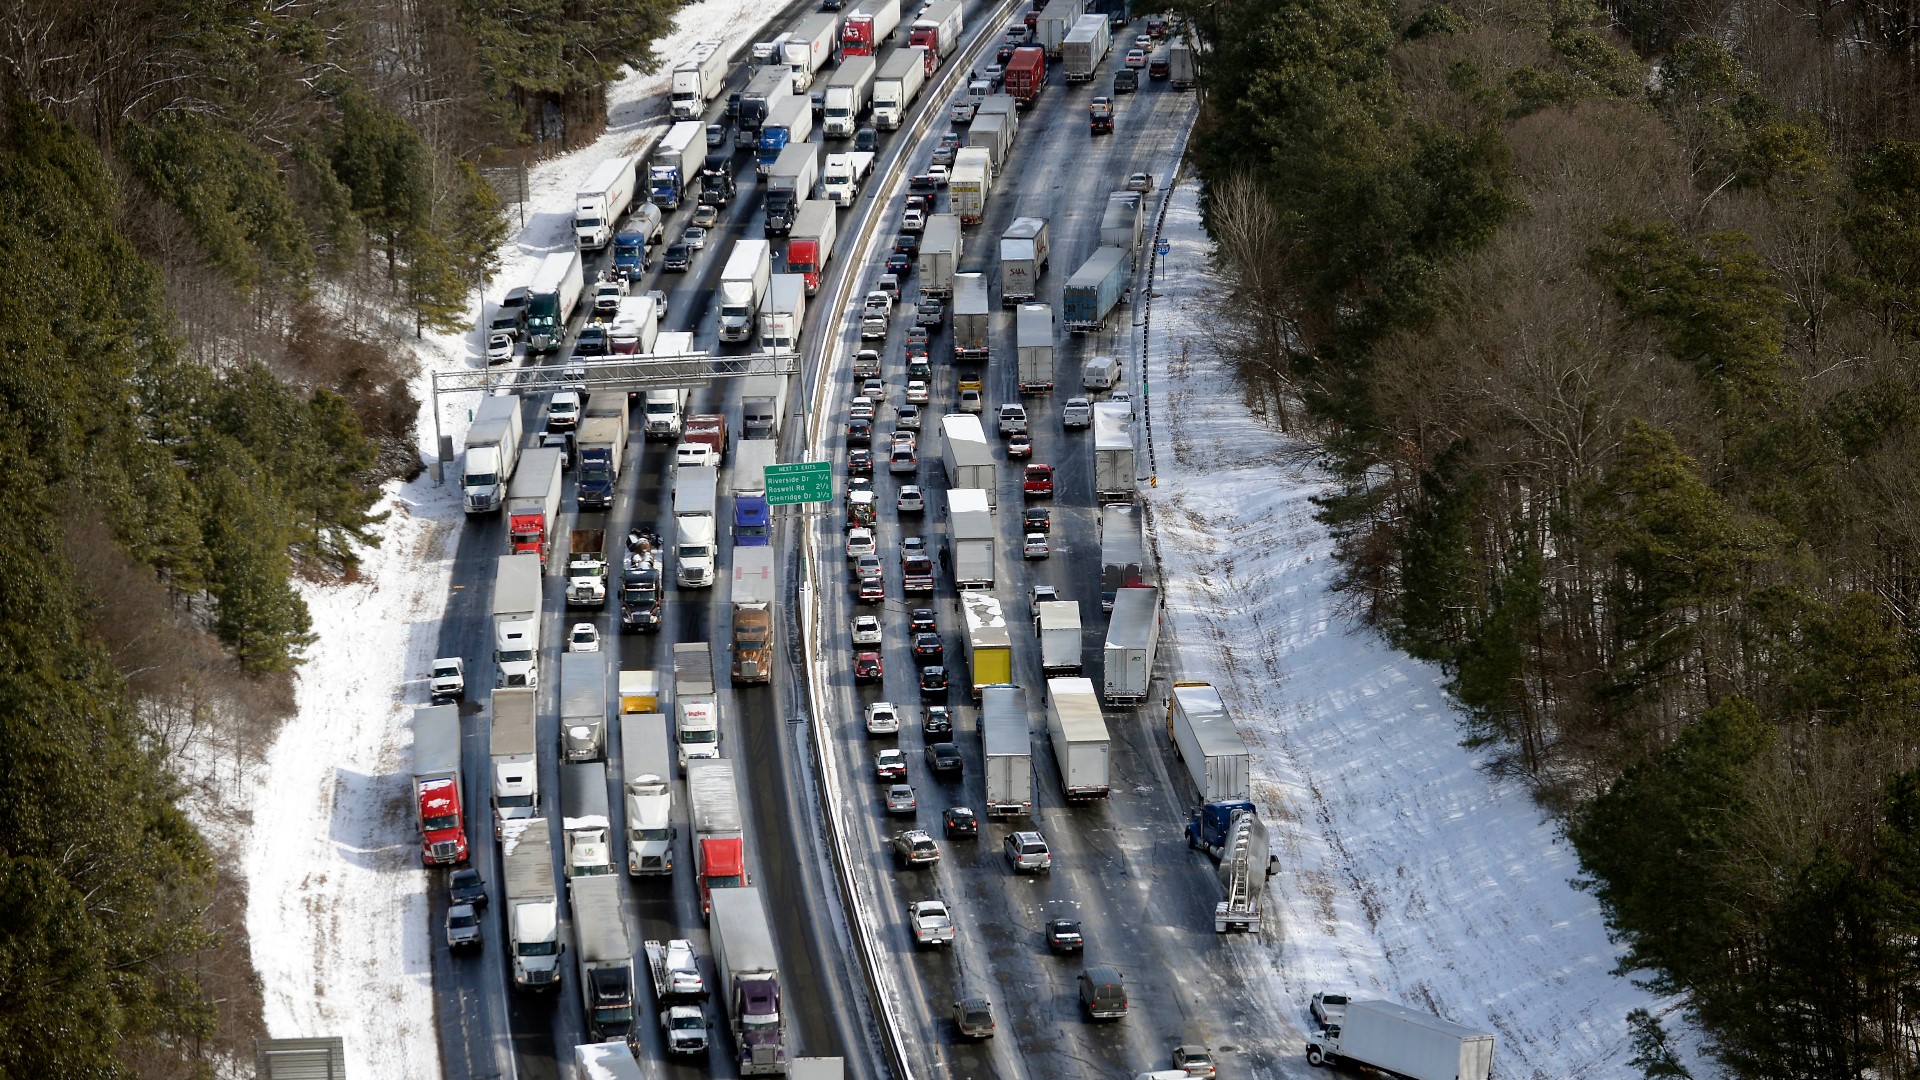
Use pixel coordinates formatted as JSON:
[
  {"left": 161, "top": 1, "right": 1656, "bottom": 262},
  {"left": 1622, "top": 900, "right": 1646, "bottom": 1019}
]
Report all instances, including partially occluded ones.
[
  {"left": 861, "top": 314, "right": 890, "bottom": 340},
  {"left": 846, "top": 416, "right": 874, "bottom": 443},
  {"left": 1078, "top": 965, "right": 1128, "bottom": 1019},
  {"left": 1135, "top": 32, "right": 1153, "bottom": 49},
  {"left": 897, "top": 403, "right": 922, "bottom": 431},
  {"left": 996, "top": 42, "right": 1016, "bottom": 64},
  {"left": 953, "top": 997, "right": 995, "bottom": 1039},
  {"left": 1006, "top": 432, "right": 1033, "bottom": 458},
  {"left": 859, "top": 575, "right": 885, "bottom": 603},
  {"left": 682, "top": 225, "right": 708, "bottom": 250},
  {"left": 486, "top": 331, "right": 515, "bottom": 364},
  {"left": 903, "top": 206, "right": 926, "bottom": 232},
  {"left": 1172, "top": 1045, "right": 1218, "bottom": 1078},
  {"left": 1149, "top": 54, "right": 1170, "bottom": 80},
  {"left": 906, "top": 192, "right": 929, "bottom": 214},
  {"left": 647, "top": 288, "right": 668, "bottom": 319},
  {"left": 984, "top": 62, "right": 1005, "bottom": 86},
  {"left": 885, "top": 783, "right": 917, "bottom": 813},
  {"left": 889, "top": 445, "right": 917, "bottom": 474},
  {"left": 1023, "top": 532, "right": 1050, "bottom": 559},
  {"left": 446, "top": 902, "right": 483, "bottom": 949},
  {"left": 706, "top": 121, "right": 728, "bottom": 147},
  {"left": 1030, "top": 583, "right": 1059, "bottom": 607},
  {"left": 1024, "top": 463, "right": 1055, "bottom": 496},
  {"left": 929, "top": 163, "right": 950, "bottom": 185},
  {"left": 909, "top": 173, "right": 938, "bottom": 195},
  {"left": 875, "top": 748, "right": 908, "bottom": 780},
  {"left": 905, "top": 380, "right": 930, "bottom": 404},
  {"left": 892, "top": 431, "right": 919, "bottom": 455},
  {"left": 908, "top": 898, "right": 955, "bottom": 944},
  {"left": 905, "top": 327, "right": 931, "bottom": 358},
  {"left": 919, "top": 665, "right": 948, "bottom": 698},
  {"left": 846, "top": 527, "right": 876, "bottom": 559},
  {"left": 1114, "top": 68, "right": 1138, "bottom": 93},
  {"left": 1147, "top": 15, "right": 1168, "bottom": 35},
  {"left": 559, "top": 361, "right": 588, "bottom": 394},
  {"left": 855, "top": 126, "right": 878, "bottom": 151},
  {"left": 1062, "top": 396, "right": 1093, "bottom": 428},
  {"left": 852, "top": 614, "right": 883, "bottom": 646},
  {"left": 1004, "top": 830, "right": 1052, "bottom": 873},
  {"left": 574, "top": 325, "right": 609, "bottom": 357},
  {"left": 998, "top": 402, "right": 1028, "bottom": 435},
  {"left": 885, "top": 252, "right": 912, "bottom": 277},
  {"left": 866, "top": 700, "right": 901, "bottom": 734},
  {"left": 860, "top": 375, "right": 885, "bottom": 399},
  {"left": 958, "top": 388, "right": 983, "bottom": 413},
  {"left": 943, "top": 805, "right": 978, "bottom": 838},
  {"left": 911, "top": 632, "right": 944, "bottom": 664},
  {"left": 1045, "top": 918, "right": 1084, "bottom": 953},
  {"left": 449, "top": 867, "right": 487, "bottom": 908},
  {"left": 546, "top": 391, "right": 581, "bottom": 431},
  {"left": 847, "top": 447, "right": 874, "bottom": 476},
  {"left": 910, "top": 607, "right": 939, "bottom": 635},
  {"left": 907, "top": 355, "right": 933, "bottom": 382},
  {"left": 915, "top": 298, "right": 945, "bottom": 326},
  {"left": 921, "top": 707, "right": 953, "bottom": 740},
  {"left": 1124, "top": 47, "right": 1147, "bottom": 68},
  {"left": 931, "top": 142, "right": 957, "bottom": 166},
  {"left": 894, "top": 832, "right": 941, "bottom": 868},
  {"left": 662, "top": 241, "right": 692, "bottom": 271},
  {"left": 851, "top": 392, "right": 879, "bottom": 417},
  {"left": 1024, "top": 507, "right": 1051, "bottom": 534},
  {"left": 925, "top": 741, "right": 962, "bottom": 774},
  {"left": 853, "top": 348, "right": 883, "bottom": 377},
  {"left": 898, "top": 485, "right": 926, "bottom": 514},
  {"left": 854, "top": 651, "right": 884, "bottom": 684},
  {"left": 1128, "top": 171, "right": 1156, "bottom": 192},
  {"left": 567, "top": 623, "right": 601, "bottom": 652},
  {"left": 893, "top": 232, "right": 922, "bottom": 257},
  {"left": 876, "top": 273, "right": 902, "bottom": 302},
  {"left": 692, "top": 203, "right": 721, "bottom": 228},
  {"left": 854, "top": 552, "right": 882, "bottom": 581},
  {"left": 1309, "top": 992, "right": 1349, "bottom": 1027}
]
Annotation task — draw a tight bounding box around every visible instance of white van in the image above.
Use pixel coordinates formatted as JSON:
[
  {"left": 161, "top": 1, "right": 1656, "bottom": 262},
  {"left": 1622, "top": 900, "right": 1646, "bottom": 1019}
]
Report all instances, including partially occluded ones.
[{"left": 1083, "top": 354, "right": 1121, "bottom": 391}]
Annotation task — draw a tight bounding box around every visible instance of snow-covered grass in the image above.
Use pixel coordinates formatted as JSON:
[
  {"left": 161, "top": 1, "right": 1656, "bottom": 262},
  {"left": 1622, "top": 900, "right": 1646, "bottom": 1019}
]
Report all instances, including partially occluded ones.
[{"left": 1138, "top": 177, "right": 1705, "bottom": 1079}]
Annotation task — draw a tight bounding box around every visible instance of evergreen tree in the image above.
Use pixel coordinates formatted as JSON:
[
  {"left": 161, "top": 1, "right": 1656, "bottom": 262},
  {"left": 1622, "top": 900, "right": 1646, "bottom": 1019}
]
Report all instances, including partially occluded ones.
[{"left": 1625, "top": 1008, "right": 1692, "bottom": 1079}]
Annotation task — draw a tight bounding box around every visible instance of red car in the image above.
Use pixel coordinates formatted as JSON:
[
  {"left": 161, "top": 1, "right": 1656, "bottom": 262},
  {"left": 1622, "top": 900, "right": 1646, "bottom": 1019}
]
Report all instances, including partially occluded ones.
[
  {"left": 855, "top": 651, "right": 884, "bottom": 683},
  {"left": 1023, "top": 463, "right": 1054, "bottom": 497}
]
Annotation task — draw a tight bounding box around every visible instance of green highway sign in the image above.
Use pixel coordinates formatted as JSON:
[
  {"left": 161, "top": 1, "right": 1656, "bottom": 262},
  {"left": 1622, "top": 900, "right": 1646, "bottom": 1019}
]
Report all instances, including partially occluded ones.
[{"left": 764, "top": 460, "right": 834, "bottom": 505}]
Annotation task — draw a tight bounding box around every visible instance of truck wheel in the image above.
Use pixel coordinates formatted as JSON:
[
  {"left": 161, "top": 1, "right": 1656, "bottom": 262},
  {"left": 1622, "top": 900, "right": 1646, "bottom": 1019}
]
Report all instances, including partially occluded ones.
[
  {"left": 1186, "top": 831, "right": 1197, "bottom": 850},
  {"left": 1306, "top": 1049, "right": 1325, "bottom": 1067}
]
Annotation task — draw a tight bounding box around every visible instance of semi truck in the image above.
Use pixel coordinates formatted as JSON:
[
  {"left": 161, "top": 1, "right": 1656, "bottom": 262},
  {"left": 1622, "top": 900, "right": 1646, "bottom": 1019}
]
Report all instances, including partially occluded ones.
[
  {"left": 412, "top": 704, "right": 467, "bottom": 865},
  {"left": 783, "top": 12, "right": 840, "bottom": 91},
  {"left": 872, "top": 47, "right": 927, "bottom": 129},
  {"left": 648, "top": 121, "right": 704, "bottom": 211},
  {"left": 757, "top": 97, "right": 812, "bottom": 174},
  {"left": 561, "top": 651, "right": 609, "bottom": 763},
  {"left": 1101, "top": 189, "right": 1144, "bottom": 262},
  {"left": 719, "top": 239, "right": 773, "bottom": 344},
  {"left": 502, "top": 821, "right": 562, "bottom": 989},
  {"left": 940, "top": 413, "right": 995, "bottom": 508},
  {"left": 822, "top": 53, "right": 877, "bottom": 137},
  {"left": 561, "top": 762, "right": 614, "bottom": 879},
  {"left": 821, "top": 150, "right": 875, "bottom": 205},
  {"left": 528, "top": 249, "right": 585, "bottom": 354},
  {"left": 1061, "top": 14, "right": 1112, "bottom": 82},
  {"left": 1035, "top": 599, "right": 1082, "bottom": 675},
  {"left": 671, "top": 40, "right": 729, "bottom": 119},
  {"left": 908, "top": 0, "right": 963, "bottom": 59},
  {"left": 1044, "top": 677, "right": 1111, "bottom": 801},
  {"left": 1167, "top": 681, "right": 1252, "bottom": 802},
  {"left": 493, "top": 553, "right": 543, "bottom": 688},
  {"left": 1187, "top": 797, "right": 1278, "bottom": 931},
  {"left": 505, "top": 446, "right": 563, "bottom": 561},
  {"left": 611, "top": 204, "right": 666, "bottom": 282},
  {"left": 566, "top": 527, "right": 608, "bottom": 607},
  {"left": 731, "top": 546, "right": 776, "bottom": 684},
  {"left": 620, "top": 713, "right": 675, "bottom": 875},
  {"left": 710, "top": 887, "right": 789, "bottom": 1074},
  {"left": 673, "top": 641, "right": 720, "bottom": 760},
  {"left": 490, "top": 688, "right": 539, "bottom": 839},
  {"left": 962, "top": 591, "right": 1012, "bottom": 701},
  {"left": 576, "top": 412, "right": 626, "bottom": 512},
  {"left": 1104, "top": 586, "right": 1159, "bottom": 706},
  {"left": 738, "top": 65, "right": 795, "bottom": 145},
  {"left": 686, "top": 758, "right": 747, "bottom": 916},
  {"left": 949, "top": 147, "right": 991, "bottom": 224},
  {"left": 1100, "top": 503, "right": 1148, "bottom": 612},
  {"left": 1170, "top": 38, "right": 1196, "bottom": 89},
  {"left": 1004, "top": 46, "right": 1047, "bottom": 108},
  {"left": 999, "top": 217, "right": 1052, "bottom": 306},
  {"left": 948, "top": 487, "right": 996, "bottom": 589},
  {"left": 739, "top": 382, "right": 784, "bottom": 447},
  {"left": 1306, "top": 1000, "right": 1495, "bottom": 1078},
  {"left": 571, "top": 873, "right": 636, "bottom": 1040},
  {"left": 1064, "top": 245, "right": 1131, "bottom": 332},
  {"left": 1036, "top": 0, "right": 1085, "bottom": 56},
  {"left": 785, "top": 202, "right": 837, "bottom": 293},
  {"left": 463, "top": 393, "right": 524, "bottom": 514},
  {"left": 952, "top": 273, "right": 991, "bottom": 361},
  {"left": 918, "top": 213, "right": 962, "bottom": 298},
  {"left": 609, "top": 293, "right": 661, "bottom": 356},
  {"left": 677, "top": 413, "right": 726, "bottom": 469},
  {"left": 840, "top": 0, "right": 900, "bottom": 56},
  {"left": 674, "top": 464, "right": 721, "bottom": 587},
  {"left": 1016, "top": 303, "right": 1055, "bottom": 393},
  {"left": 733, "top": 438, "right": 776, "bottom": 545},
  {"left": 757, "top": 273, "right": 806, "bottom": 355},
  {"left": 574, "top": 1040, "right": 647, "bottom": 1079},
  {"left": 765, "top": 145, "right": 820, "bottom": 237},
  {"left": 981, "top": 685, "right": 1033, "bottom": 818},
  {"left": 575, "top": 156, "right": 637, "bottom": 251},
  {"left": 1093, "top": 399, "right": 1135, "bottom": 501},
  {"left": 644, "top": 385, "right": 690, "bottom": 440}
]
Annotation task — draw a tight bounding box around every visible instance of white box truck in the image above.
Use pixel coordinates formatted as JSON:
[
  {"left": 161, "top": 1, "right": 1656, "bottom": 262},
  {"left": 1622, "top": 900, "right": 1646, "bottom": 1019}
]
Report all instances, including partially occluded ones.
[
  {"left": 940, "top": 413, "right": 996, "bottom": 511},
  {"left": 1101, "top": 189, "right": 1144, "bottom": 263},
  {"left": 1104, "top": 586, "right": 1159, "bottom": 705},
  {"left": 492, "top": 553, "right": 543, "bottom": 689},
  {"left": 952, "top": 272, "right": 991, "bottom": 361},
  {"left": 759, "top": 273, "right": 807, "bottom": 353},
  {"left": 947, "top": 486, "right": 996, "bottom": 590},
  {"left": 1061, "top": 14, "right": 1112, "bottom": 82},
  {"left": 674, "top": 464, "right": 721, "bottom": 587},
  {"left": 872, "top": 46, "right": 927, "bottom": 129},
  {"left": 561, "top": 651, "right": 609, "bottom": 763},
  {"left": 620, "top": 712, "right": 675, "bottom": 875},
  {"left": 999, "top": 216, "right": 1051, "bottom": 305},
  {"left": 718, "top": 239, "right": 773, "bottom": 343},
  {"left": 1035, "top": 599, "right": 1082, "bottom": 676},
  {"left": 981, "top": 684, "right": 1032, "bottom": 818},
  {"left": 490, "top": 687, "right": 539, "bottom": 839},
  {"left": 918, "top": 213, "right": 962, "bottom": 298},
  {"left": 1016, "top": 303, "right": 1054, "bottom": 393},
  {"left": 561, "top": 761, "right": 614, "bottom": 878},
  {"left": 502, "top": 821, "right": 561, "bottom": 989},
  {"left": 783, "top": 12, "right": 840, "bottom": 91},
  {"left": 1093, "top": 399, "right": 1135, "bottom": 501},
  {"left": 574, "top": 155, "right": 637, "bottom": 251},
  {"left": 1306, "top": 999, "right": 1496, "bottom": 1080},
  {"left": 1036, "top": 0, "right": 1086, "bottom": 57},
  {"left": 527, "top": 249, "right": 584, "bottom": 353},
  {"left": 1166, "top": 681, "right": 1252, "bottom": 802},
  {"left": 949, "top": 146, "right": 990, "bottom": 224},
  {"left": 1045, "top": 677, "right": 1111, "bottom": 801},
  {"left": 463, "top": 393, "right": 524, "bottom": 514},
  {"left": 821, "top": 150, "right": 875, "bottom": 205},
  {"left": 671, "top": 40, "right": 729, "bottom": 119}
]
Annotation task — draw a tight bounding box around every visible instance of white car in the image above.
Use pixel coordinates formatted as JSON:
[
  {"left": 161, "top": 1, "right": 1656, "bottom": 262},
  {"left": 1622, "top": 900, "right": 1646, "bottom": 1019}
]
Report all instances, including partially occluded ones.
[
  {"left": 486, "top": 332, "right": 515, "bottom": 364},
  {"left": 1062, "top": 396, "right": 1092, "bottom": 428},
  {"left": 866, "top": 701, "right": 902, "bottom": 735},
  {"left": 647, "top": 289, "right": 668, "bottom": 319},
  {"left": 928, "top": 163, "right": 950, "bottom": 185},
  {"left": 850, "top": 396, "right": 877, "bottom": 421},
  {"left": 898, "top": 485, "right": 926, "bottom": 513},
  {"left": 853, "top": 614, "right": 883, "bottom": 646},
  {"left": 958, "top": 388, "right": 983, "bottom": 413},
  {"left": 1310, "top": 992, "right": 1349, "bottom": 1027},
  {"left": 567, "top": 623, "right": 601, "bottom": 652},
  {"left": 905, "top": 380, "right": 929, "bottom": 404},
  {"left": 891, "top": 430, "right": 918, "bottom": 453},
  {"left": 846, "top": 527, "right": 877, "bottom": 559},
  {"left": 1023, "top": 533, "right": 1050, "bottom": 559},
  {"left": 682, "top": 225, "right": 708, "bottom": 250},
  {"left": 897, "top": 403, "right": 922, "bottom": 431},
  {"left": 998, "top": 403, "right": 1028, "bottom": 435},
  {"left": 909, "top": 899, "right": 956, "bottom": 946},
  {"left": 903, "top": 206, "right": 926, "bottom": 232},
  {"left": 865, "top": 289, "right": 895, "bottom": 313}
]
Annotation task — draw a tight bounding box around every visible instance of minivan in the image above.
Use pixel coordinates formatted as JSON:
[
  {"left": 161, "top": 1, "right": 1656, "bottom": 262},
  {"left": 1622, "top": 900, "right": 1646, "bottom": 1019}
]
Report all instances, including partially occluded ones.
[
  {"left": 1078, "top": 965, "right": 1128, "bottom": 1019},
  {"left": 1083, "top": 355, "right": 1121, "bottom": 391}
]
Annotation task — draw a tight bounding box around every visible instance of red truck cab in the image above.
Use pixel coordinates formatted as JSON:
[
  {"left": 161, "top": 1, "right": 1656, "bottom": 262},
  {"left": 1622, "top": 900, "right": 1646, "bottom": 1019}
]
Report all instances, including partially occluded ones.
[
  {"left": 698, "top": 836, "right": 745, "bottom": 916},
  {"left": 417, "top": 778, "right": 469, "bottom": 865},
  {"left": 683, "top": 414, "right": 729, "bottom": 465},
  {"left": 508, "top": 509, "right": 552, "bottom": 562},
  {"left": 786, "top": 238, "right": 824, "bottom": 294}
]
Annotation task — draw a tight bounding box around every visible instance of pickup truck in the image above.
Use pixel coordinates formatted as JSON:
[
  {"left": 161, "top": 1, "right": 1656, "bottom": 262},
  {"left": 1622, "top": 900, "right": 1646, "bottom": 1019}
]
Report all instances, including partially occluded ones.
[{"left": 909, "top": 899, "right": 955, "bottom": 945}]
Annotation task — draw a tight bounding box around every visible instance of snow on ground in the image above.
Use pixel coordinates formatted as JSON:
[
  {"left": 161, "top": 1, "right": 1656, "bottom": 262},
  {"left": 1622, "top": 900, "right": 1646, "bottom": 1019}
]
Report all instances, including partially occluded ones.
[
  {"left": 1137, "top": 177, "right": 1704, "bottom": 1079},
  {"left": 217, "top": 2, "right": 785, "bottom": 1072}
]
